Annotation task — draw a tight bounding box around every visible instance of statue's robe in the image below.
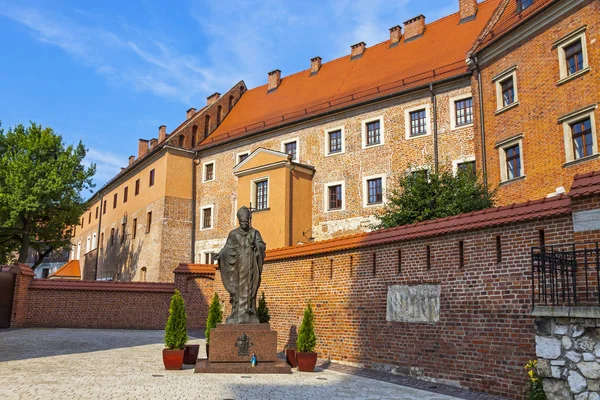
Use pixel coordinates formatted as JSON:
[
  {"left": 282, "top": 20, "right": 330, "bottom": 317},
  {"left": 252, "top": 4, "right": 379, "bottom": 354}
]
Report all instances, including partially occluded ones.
[{"left": 218, "top": 227, "right": 266, "bottom": 324}]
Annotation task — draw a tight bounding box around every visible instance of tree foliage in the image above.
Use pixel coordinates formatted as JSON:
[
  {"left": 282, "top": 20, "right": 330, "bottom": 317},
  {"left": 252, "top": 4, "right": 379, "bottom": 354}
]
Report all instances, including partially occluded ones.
[
  {"left": 0, "top": 122, "right": 95, "bottom": 266},
  {"left": 374, "top": 164, "right": 495, "bottom": 229},
  {"left": 257, "top": 292, "right": 271, "bottom": 324},
  {"left": 164, "top": 289, "right": 188, "bottom": 350},
  {"left": 205, "top": 293, "right": 222, "bottom": 344},
  {"left": 296, "top": 300, "right": 317, "bottom": 353}
]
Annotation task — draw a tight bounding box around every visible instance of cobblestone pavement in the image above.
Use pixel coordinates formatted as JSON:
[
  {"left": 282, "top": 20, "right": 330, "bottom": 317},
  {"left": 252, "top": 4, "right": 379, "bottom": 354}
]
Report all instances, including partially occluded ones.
[{"left": 0, "top": 329, "right": 486, "bottom": 400}]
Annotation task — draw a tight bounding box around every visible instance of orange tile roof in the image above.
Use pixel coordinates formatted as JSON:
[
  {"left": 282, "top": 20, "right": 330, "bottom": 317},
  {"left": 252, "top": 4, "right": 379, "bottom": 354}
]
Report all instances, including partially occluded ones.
[
  {"left": 173, "top": 263, "right": 217, "bottom": 274},
  {"left": 470, "top": 0, "right": 557, "bottom": 54},
  {"left": 48, "top": 260, "right": 81, "bottom": 279},
  {"left": 198, "top": 0, "right": 501, "bottom": 150}
]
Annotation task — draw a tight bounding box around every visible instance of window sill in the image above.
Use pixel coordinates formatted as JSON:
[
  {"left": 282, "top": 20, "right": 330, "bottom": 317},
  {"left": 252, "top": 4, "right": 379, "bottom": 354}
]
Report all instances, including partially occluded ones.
[
  {"left": 451, "top": 123, "right": 474, "bottom": 131},
  {"left": 499, "top": 175, "right": 526, "bottom": 186},
  {"left": 202, "top": 179, "right": 215, "bottom": 183},
  {"left": 253, "top": 207, "right": 270, "bottom": 213},
  {"left": 325, "top": 208, "right": 344, "bottom": 213},
  {"left": 362, "top": 142, "right": 384, "bottom": 149},
  {"left": 364, "top": 202, "right": 384, "bottom": 208},
  {"left": 405, "top": 132, "right": 431, "bottom": 140},
  {"left": 558, "top": 67, "right": 591, "bottom": 86},
  {"left": 200, "top": 227, "right": 213, "bottom": 231},
  {"left": 325, "top": 151, "right": 345, "bottom": 157},
  {"left": 564, "top": 153, "right": 600, "bottom": 168},
  {"left": 494, "top": 101, "right": 520, "bottom": 115}
]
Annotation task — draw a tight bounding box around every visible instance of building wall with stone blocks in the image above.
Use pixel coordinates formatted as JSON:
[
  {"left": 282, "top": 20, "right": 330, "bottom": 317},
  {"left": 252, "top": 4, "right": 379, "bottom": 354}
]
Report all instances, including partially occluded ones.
[
  {"left": 472, "top": 0, "right": 600, "bottom": 205},
  {"left": 535, "top": 316, "right": 600, "bottom": 399},
  {"left": 195, "top": 80, "right": 476, "bottom": 260}
]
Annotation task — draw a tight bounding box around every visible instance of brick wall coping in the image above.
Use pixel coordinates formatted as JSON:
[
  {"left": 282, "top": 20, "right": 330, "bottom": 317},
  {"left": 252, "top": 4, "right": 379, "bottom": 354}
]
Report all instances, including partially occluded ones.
[
  {"left": 29, "top": 279, "right": 176, "bottom": 293},
  {"left": 266, "top": 195, "right": 571, "bottom": 261},
  {"left": 568, "top": 170, "right": 600, "bottom": 198},
  {"left": 8, "top": 264, "right": 35, "bottom": 276},
  {"left": 532, "top": 306, "right": 600, "bottom": 319},
  {"left": 173, "top": 263, "right": 217, "bottom": 274}
]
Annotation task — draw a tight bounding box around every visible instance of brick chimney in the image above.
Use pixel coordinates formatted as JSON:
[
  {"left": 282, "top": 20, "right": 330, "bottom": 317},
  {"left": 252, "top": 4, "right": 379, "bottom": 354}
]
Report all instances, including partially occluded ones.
[
  {"left": 350, "top": 42, "right": 366, "bottom": 59},
  {"left": 206, "top": 93, "right": 220, "bottom": 106},
  {"left": 404, "top": 15, "right": 425, "bottom": 41},
  {"left": 186, "top": 108, "right": 196, "bottom": 119},
  {"left": 267, "top": 70, "right": 281, "bottom": 91},
  {"left": 138, "top": 139, "right": 149, "bottom": 158},
  {"left": 128, "top": 155, "right": 135, "bottom": 166},
  {"left": 310, "top": 57, "right": 322, "bottom": 75},
  {"left": 149, "top": 138, "right": 158, "bottom": 150},
  {"left": 158, "top": 125, "right": 167, "bottom": 142},
  {"left": 459, "top": 0, "right": 478, "bottom": 22},
  {"left": 389, "top": 25, "right": 402, "bottom": 46}
]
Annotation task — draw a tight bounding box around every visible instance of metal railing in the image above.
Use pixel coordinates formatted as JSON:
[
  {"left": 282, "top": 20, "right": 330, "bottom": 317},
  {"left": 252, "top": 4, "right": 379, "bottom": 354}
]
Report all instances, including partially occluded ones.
[{"left": 531, "top": 242, "right": 600, "bottom": 307}]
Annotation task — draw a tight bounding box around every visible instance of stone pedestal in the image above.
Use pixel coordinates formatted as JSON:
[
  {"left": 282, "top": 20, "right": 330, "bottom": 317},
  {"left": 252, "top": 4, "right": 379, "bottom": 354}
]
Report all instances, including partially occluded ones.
[{"left": 195, "top": 323, "right": 291, "bottom": 374}]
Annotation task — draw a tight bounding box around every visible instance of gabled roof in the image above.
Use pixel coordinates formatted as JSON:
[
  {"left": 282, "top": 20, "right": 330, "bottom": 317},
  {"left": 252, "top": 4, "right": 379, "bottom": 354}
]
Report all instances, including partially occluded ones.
[
  {"left": 48, "top": 260, "right": 81, "bottom": 279},
  {"left": 197, "top": 0, "right": 501, "bottom": 150},
  {"left": 469, "top": 0, "right": 557, "bottom": 54}
]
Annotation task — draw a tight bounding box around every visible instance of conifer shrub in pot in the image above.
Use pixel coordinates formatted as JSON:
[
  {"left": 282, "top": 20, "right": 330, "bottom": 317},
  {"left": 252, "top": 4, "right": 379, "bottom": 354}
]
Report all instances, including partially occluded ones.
[
  {"left": 296, "top": 300, "right": 317, "bottom": 372},
  {"left": 205, "top": 293, "right": 222, "bottom": 359},
  {"left": 163, "top": 289, "right": 188, "bottom": 370}
]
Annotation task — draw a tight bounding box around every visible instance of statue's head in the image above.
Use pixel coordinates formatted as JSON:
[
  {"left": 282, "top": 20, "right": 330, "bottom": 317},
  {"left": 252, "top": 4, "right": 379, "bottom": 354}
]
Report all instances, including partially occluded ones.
[{"left": 237, "top": 206, "right": 251, "bottom": 231}]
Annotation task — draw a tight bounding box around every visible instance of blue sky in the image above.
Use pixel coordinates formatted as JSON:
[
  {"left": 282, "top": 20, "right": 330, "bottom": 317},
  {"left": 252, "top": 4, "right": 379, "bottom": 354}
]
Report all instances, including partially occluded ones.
[{"left": 0, "top": 0, "right": 460, "bottom": 193}]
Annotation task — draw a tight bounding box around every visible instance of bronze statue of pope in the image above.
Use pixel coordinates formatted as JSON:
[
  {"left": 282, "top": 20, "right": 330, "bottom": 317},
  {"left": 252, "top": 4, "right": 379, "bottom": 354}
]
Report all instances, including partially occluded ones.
[{"left": 213, "top": 206, "right": 266, "bottom": 324}]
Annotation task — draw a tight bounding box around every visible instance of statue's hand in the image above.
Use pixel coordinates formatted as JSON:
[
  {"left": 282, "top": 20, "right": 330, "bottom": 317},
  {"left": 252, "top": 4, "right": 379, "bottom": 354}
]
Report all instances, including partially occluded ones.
[{"left": 212, "top": 252, "right": 220, "bottom": 262}]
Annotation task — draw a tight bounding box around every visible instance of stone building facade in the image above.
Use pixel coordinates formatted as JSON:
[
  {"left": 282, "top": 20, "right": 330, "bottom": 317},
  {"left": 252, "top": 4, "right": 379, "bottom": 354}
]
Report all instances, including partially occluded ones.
[{"left": 468, "top": 0, "right": 600, "bottom": 205}]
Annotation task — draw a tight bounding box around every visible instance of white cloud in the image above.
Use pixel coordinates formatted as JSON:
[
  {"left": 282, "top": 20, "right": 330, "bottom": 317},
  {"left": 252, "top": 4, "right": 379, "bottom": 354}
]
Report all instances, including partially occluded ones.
[{"left": 84, "top": 148, "right": 126, "bottom": 184}]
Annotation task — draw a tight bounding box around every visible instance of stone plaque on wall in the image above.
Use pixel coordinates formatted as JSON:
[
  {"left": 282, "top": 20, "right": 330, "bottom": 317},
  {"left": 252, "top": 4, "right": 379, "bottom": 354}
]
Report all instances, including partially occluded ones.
[{"left": 386, "top": 284, "right": 441, "bottom": 323}]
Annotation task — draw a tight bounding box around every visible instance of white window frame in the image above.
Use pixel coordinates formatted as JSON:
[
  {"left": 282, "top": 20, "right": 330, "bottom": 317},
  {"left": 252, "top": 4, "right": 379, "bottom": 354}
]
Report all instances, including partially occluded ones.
[
  {"left": 281, "top": 137, "right": 300, "bottom": 162},
  {"left": 92, "top": 232, "right": 97, "bottom": 250},
  {"left": 404, "top": 105, "right": 431, "bottom": 140},
  {"left": 555, "top": 26, "right": 590, "bottom": 85},
  {"left": 200, "top": 204, "right": 214, "bottom": 230},
  {"left": 324, "top": 181, "right": 346, "bottom": 213},
  {"left": 251, "top": 176, "right": 270, "bottom": 211},
  {"left": 560, "top": 105, "right": 598, "bottom": 165},
  {"left": 452, "top": 155, "right": 476, "bottom": 176},
  {"left": 201, "top": 249, "right": 218, "bottom": 265},
  {"left": 202, "top": 160, "right": 216, "bottom": 183},
  {"left": 361, "top": 116, "right": 385, "bottom": 149},
  {"left": 76, "top": 241, "right": 81, "bottom": 260},
  {"left": 407, "top": 166, "right": 431, "bottom": 181},
  {"left": 493, "top": 66, "right": 519, "bottom": 114},
  {"left": 324, "top": 126, "right": 346, "bottom": 156},
  {"left": 449, "top": 94, "right": 474, "bottom": 130},
  {"left": 86, "top": 236, "right": 91, "bottom": 254},
  {"left": 236, "top": 151, "right": 250, "bottom": 166},
  {"left": 497, "top": 135, "right": 524, "bottom": 183},
  {"left": 362, "top": 174, "right": 387, "bottom": 208}
]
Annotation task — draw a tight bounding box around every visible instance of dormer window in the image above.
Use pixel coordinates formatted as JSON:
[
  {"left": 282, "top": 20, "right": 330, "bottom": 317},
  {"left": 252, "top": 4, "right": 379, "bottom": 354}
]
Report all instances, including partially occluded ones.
[{"left": 517, "top": 0, "right": 533, "bottom": 12}]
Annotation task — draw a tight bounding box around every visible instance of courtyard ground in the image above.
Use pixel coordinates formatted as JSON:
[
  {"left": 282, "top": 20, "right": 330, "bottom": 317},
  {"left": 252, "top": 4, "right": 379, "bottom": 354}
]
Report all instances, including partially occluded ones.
[{"left": 0, "top": 329, "right": 507, "bottom": 400}]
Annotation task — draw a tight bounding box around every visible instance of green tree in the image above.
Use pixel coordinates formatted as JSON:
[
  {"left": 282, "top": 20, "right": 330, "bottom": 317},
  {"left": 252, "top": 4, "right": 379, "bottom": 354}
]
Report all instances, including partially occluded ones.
[
  {"left": 257, "top": 292, "right": 271, "bottom": 324},
  {"left": 296, "top": 300, "right": 317, "bottom": 353},
  {"left": 0, "top": 122, "right": 95, "bottom": 267},
  {"left": 374, "top": 163, "right": 495, "bottom": 229},
  {"left": 164, "top": 289, "right": 188, "bottom": 350},
  {"left": 205, "top": 293, "right": 222, "bottom": 344}
]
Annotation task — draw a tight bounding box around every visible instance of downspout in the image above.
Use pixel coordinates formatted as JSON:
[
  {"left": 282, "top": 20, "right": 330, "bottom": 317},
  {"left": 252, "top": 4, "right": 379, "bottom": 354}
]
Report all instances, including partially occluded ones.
[
  {"left": 94, "top": 193, "right": 103, "bottom": 281},
  {"left": 472, "top": 56, "right": 488, "bottom": 190},
  {"left": 288, "top": 162, "right": 295, "bottom": 247},
  {"left": 429, "top": 83, "right": 439, "bottom": 173},
  {"left": 191, "top": 153, "right": 198, "bottom": 264}
]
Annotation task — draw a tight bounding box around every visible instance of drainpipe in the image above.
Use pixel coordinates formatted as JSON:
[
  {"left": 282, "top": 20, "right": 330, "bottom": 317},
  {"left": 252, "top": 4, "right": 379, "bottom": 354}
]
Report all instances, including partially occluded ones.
[
  {"left": 469, "top": 55, "right": 488, "bottom": 191},
  {"left": 429, "top": 83, "right": 439, "bottom": 173},
  {"left": 191, "top": 154, "right": 198, "bottom": 264},
  {"left": 94, "top": 193, "right": 104, "bottom": 281}
]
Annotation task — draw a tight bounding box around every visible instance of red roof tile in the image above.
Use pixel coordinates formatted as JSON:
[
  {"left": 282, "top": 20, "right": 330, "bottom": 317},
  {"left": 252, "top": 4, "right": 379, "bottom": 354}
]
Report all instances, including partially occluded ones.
[
  {"left": 31, "top": 279, "right": 176, "bottom": 292},
  {"left": 173, "top": 263, "right": 217, "bottom": 274},
  {"left": 569, "top": 171, "right": 600, "bottom": 198},
  {"left": 198, "top": 0, "right": 501, "bottom": 150}
]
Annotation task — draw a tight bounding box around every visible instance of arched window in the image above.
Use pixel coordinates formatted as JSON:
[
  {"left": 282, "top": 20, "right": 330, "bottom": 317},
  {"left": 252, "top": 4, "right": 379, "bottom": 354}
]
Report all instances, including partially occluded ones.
[
  {"left": 178, "top": 135, "right": 185, "bottom": 147},
  {"left": 140, "top": 267, "right": 147, "bottom": 282},
  {"left": 217, "top": 105, "right": 222, "bottom": 125},
  {"left": 192, "top": 125, "right": 198, "bottom": 146},
  {"left": 229, "top": 95, "right": 234, "bottom": 111},
  {"left": 204, "top": 115, "right": 211, "bottom": 138}
]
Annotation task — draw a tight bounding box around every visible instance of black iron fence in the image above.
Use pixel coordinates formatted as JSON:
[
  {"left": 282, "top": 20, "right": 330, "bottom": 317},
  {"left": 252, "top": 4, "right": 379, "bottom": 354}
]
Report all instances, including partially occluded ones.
[{"left": 531, "top": 242, "right": 600, "bottom": 307}]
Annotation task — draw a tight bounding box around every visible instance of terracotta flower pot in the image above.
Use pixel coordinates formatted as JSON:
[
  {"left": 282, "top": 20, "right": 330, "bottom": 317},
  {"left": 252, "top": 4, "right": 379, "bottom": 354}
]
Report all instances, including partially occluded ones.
[
  {"left": 296, "top": 351, "right": 317, "bottom": 372},
  {"left": 163, "top": 349, "right": 185, "bottom": 370},
  {"left": 286, "top": 348, "right": 297, "bottom": 368},
  {"left": 183, "top": 344, "right": 200, "bottom": 365}
]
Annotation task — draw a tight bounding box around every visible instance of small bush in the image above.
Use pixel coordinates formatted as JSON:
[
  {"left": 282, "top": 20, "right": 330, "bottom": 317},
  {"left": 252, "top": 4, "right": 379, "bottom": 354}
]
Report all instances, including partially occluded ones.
[
  {"left": 296, "top": 300, "right": 316, "bottom": 353},
  {"left": 257, "top": 292, "right": 271, "bottom": 324},
  {"left": 164, "top": 289, "right": 188, "bottom": 350},
  {"left": 205, "top": 293, "right": 223, "bottom": 344},
  {"left": 525, "top": 360, "right": 547, "bottom": 400}
]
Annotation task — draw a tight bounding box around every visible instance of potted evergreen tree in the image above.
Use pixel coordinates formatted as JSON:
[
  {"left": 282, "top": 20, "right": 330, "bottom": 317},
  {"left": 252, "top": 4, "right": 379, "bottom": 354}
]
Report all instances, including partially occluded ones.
[
  {"left": 163, "top": 289, "right": 188, "bottom": 370},
  {"left": 257, "top": 292, "right": 270, "bottom": 324},
  {"left": 296, "top": 300, "right": 317, "bottom": 372},
  {"left": 205, "top": 293, "right": 222, "bottom": 358}
]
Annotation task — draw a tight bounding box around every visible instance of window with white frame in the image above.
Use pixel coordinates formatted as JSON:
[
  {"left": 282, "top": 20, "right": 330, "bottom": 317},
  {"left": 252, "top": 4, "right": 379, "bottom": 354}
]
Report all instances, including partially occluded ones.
[
  {"left": 203, "top": 161, "right": 215, "bottom": 182},
  {"left": 362, "top": 117, "right": 384, "bottom": 148},
  {"left": 281, "top": 138, "right": 299, "bottom": 161},
  {"left": 560, "top": 105, "right": 598, "bottom": 164},
  {"left": 455, "top": 159, "right": 476, "bottom": 176},
  {"left": 325, "top": 181, "right": 345, "bottom": 212},
  {"left": 325, "top": 127, "right": 345, "bottom": 155},
  {"left": 410, "top": 168, "right": 429, "bottom": 181},
  {"left": 86, "top": 236, "right": 91, "bottom": 253},
  {"left": 363, "top": 174, "right": 386, "bottom": 207},
  {"left": 497, "top": 135, "right": 524, "bottom": 182},
  {"left": 92, "top": 232, "right": 97, "bottom": 250},
  {"left": 404, "top": 105, "right": 430, "bottom": 139},
  {"left": 555, "top": 27, "right": 589, "bottom": 84},
  {"left": 202, "top": 250, "right": 218, "bottom": 264},
  {"left": 200, "top": 205, "right": 214, "bottom": 229},
  {"left": 253, "top": 179, "right": 269, "bottom": 210},
  {"left": 493, "top": 66, "right": 519, "bottom": 113},
  {"left": 237, "top": 152, "right": 249, "bottom": 164},
  {"left": 517, "top": 0, "right": 533, "bottom": 12},
  {"left": 450, "top": 95, "right": 473, "bottom": 130}
]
